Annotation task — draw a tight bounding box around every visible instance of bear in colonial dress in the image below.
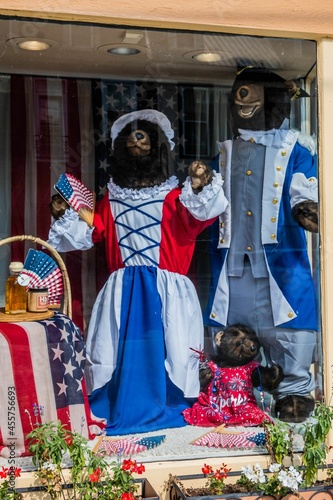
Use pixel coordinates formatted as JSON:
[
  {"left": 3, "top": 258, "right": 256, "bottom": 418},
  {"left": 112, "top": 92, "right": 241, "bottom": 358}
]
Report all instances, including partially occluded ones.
[{"left": 48, "top": 109, "right": 228, "bottom": 435}]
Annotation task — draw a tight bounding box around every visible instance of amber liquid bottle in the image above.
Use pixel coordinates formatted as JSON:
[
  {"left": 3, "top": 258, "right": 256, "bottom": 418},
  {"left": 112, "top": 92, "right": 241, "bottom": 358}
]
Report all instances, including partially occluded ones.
[{"left": 5, "top": 262, "right": 27, "bottom": 314}]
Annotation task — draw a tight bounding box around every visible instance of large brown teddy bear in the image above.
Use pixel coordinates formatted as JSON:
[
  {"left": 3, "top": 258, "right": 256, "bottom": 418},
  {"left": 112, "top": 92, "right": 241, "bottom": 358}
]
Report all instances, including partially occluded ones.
[
  {"left": 48, "top": 109, "right": 228, "bottom": 435},
  {"left": 203, "top": 67, "right": 318, "bottom": 423},
  {"left": 183, "top": 323, "right": 283, "bottom": 426}
]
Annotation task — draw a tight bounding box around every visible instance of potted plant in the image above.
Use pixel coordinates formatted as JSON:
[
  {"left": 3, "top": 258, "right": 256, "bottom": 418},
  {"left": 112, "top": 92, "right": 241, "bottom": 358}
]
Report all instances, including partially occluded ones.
[
  {"left": 165, "top": 401, "right": 333, "bottom": 500},
  {"left": 19, "top": 405, "right": 158, "bottom": 500}
]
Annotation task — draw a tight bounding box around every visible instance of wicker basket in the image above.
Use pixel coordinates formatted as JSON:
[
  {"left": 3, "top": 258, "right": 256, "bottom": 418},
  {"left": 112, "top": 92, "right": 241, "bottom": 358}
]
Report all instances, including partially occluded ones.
[{"left": 0, "top": 235, "right": 72, "bottom": 319}]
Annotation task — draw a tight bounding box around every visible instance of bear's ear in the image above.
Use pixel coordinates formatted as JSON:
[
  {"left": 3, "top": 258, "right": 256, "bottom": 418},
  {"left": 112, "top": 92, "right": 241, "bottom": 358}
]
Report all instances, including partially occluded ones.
[{"left": 214, "top": 330, "right": 224, "bottom": 346}]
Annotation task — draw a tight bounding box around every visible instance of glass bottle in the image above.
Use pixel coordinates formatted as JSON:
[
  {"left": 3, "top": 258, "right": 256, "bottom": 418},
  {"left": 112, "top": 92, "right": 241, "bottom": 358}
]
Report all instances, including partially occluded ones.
[{"left": 5, "top": 261, "right": 27, "bottom": 314}]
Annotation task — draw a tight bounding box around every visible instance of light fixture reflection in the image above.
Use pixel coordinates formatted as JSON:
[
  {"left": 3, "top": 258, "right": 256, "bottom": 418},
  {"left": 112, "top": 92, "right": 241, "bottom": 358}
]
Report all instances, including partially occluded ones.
[
  {"left": 192, "top": 52, "right": 222, "bottom": 63},
  {"left": 17, "top": 40, "right": 51, "bottom": 51},
  {"left": 107, "top": 47, "right": 141, "bottom": 56}
]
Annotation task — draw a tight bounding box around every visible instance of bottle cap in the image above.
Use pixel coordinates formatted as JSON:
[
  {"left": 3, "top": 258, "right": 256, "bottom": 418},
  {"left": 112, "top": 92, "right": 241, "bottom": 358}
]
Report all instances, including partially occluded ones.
[{"left": 9, "top": 261, "right": 24, "bottom": 272}]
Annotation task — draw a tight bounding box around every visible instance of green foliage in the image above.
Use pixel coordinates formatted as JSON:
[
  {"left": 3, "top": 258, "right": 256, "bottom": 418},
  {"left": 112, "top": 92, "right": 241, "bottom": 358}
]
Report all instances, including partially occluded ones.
[
  {"left": 25, "top": 407, "right": 145, "bottom": 500},
  {"left": 301, "top": 402, "right": 333, "bottom": 487},
  {"left": 263, "top": 419, "right": 294, "bottom": 464}
]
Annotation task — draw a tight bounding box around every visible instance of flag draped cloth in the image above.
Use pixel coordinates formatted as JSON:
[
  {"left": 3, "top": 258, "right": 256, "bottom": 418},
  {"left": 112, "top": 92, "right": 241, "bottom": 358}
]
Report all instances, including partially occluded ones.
[{"left": 0, "top": 312, "right": 105, "bottom": 457}]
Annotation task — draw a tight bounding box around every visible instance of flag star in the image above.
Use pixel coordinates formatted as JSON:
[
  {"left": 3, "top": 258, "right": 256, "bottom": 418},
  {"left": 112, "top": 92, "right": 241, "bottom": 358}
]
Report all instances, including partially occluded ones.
[
  {"left": 75, "top": 378, "right": 83, "bottom": 392},
  {"left": 98, "top": 158, "right": 110, "bottom": 172},
  {"left": 63, "top": 359, "right": 76, "bottom": 377},
  {"left": 60, "top": 329, "right": 70, "bottom": 342},
  {"left": 115, "top": 83, "right": 127, "bottom": 93},
  {"left": 76, "top": 348, "right": 86, "bottom": 366},
  {"left": 57, "top": 380, "right": 68, "bottom": 396},
  {"left": 52, "top": 343, "right": 64, "bottom": 361}
]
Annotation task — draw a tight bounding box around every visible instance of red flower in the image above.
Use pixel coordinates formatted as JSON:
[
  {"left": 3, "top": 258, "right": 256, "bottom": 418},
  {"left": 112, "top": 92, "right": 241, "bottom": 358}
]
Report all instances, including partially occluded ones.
[
  {"left": 14, "top": 468, "right": 22, "bottom": 478},
  {"left": 202, "top": 464, "right": 213, "bottom": 475},
  {"left": 89, "top": 468, "right": 101, "bottom": 482},
  {"left": 121, "top": 493, "right": 134, "bottom": 500},
  {"left": 134, "top": 463, "right": 145, "bottom": 475},
  {"left": 122, "top": 459, "right": 135, "bottom": 471},
  {"left": 0, "top": 467, "right": 9, "bottom": 479}
]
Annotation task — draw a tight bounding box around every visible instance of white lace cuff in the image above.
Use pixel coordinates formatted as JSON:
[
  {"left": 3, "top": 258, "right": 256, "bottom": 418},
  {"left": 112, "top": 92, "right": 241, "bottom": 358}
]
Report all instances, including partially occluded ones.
[{"left": 47, "top": 208, "right": 94, "bottom": 252}]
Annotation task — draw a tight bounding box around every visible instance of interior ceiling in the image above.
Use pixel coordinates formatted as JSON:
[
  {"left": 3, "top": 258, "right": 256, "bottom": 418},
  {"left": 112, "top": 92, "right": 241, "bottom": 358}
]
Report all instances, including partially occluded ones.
[{"left": 0, "top": 17, "right": 317, "bottom": 84}]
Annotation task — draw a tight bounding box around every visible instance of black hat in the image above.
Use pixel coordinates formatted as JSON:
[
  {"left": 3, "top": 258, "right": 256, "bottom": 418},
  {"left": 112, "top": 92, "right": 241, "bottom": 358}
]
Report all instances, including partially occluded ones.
[{"left": 233, "top": 66, "right": 309, "bottom": 99}]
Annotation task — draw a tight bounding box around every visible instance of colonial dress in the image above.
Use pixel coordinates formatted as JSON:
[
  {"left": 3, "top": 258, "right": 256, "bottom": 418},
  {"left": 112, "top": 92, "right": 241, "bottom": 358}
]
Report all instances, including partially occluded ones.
[{"left": 48, "top": 173, "right": 227, "bottom": 434}]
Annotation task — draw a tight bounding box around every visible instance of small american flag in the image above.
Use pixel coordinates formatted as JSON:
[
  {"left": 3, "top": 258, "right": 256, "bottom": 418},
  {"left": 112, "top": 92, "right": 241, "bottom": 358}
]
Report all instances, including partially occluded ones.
[{"left": 55, "top": 173, "right": 95, "bottom": 227}]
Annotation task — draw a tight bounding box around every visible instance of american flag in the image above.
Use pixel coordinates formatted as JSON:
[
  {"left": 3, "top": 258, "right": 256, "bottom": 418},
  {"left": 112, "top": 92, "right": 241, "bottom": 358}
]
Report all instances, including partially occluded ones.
[
  {"left": 192, "top": 430, "right": 266, "bottom": 449},
  {"left": 0, "top": 312, "right": 105, "bottom": 457},
  {"left": 55, "top": 173, "right": 94, "bottom": 213},
  {"left": 4, "top": 75, "right": 183, "bottom": 334}
]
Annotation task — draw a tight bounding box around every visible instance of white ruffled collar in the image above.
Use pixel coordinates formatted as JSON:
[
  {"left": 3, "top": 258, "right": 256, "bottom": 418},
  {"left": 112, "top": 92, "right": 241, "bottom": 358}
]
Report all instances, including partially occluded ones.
[{"left": 107, "top": 176, "right": 179, "bottom": 200}]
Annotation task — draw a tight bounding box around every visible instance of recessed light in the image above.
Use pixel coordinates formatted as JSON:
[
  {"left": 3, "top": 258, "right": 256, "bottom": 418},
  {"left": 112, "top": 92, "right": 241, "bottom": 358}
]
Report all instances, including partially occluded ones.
[
  {"left": 6, "top": 37, "right": 58, "bottom": 51},
  {"left": 107, "top": 47, "right": 141, "bottom": 56},
  {"left": 183, "top": 49, "right": 233, "bottom": 65},
  {"left": 17, "top": 40, "right": 51, "bottom": 51},
  {"left": 193, "top": 52, "right": 222, "bottom": 63}
]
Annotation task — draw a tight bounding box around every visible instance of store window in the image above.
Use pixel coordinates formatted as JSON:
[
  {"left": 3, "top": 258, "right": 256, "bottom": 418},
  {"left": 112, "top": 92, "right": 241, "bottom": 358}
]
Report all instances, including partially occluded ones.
[{"left": 0, "top": 18, "right": 320, "bottom": 463}]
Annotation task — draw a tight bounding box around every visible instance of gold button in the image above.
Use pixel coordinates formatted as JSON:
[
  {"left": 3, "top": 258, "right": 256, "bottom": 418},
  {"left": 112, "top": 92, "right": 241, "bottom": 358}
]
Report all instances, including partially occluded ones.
[
  {"left": 220, "top": 238, "right": 225, "bottom": 244},
  {"left": 276, "top": 166, "right": 282, "bottom": 171},
  {"left": 246, "top": 246, "right": 252, "bottom": 251},
  {"left": 309, "top": 177, "right": 315, "bottom": 182},
  {"left": 246, "top": 170, "right": 252, "bottom": 176},
  {"left": 273, "top": 182, "right": 279, "bottom": 188},
  {"left": 247, "top": 210, "right": 252, "bottom": 216},
  {"left": 271, "top": 217, "right": 277, "bottom": 223},
  {"left": 211, "top": 313, "right": 216, "bottom": 319},
  {"left": 250, "top": 137, "right": 255, "bottom": 143},
  {"left": 281, "top": 150, "right": 287, "bottom": 156},
  {"left": 220, "top": 161, "right": 224, "bottom": 167},
  {"left": 219, "top": 149, "right": 224, "bottom": 154},
  {"left": 220, "top": 222, "right": 225, "bottom": 228},
  {"left": 271, "top": 234, "right": 276, "bottom": 240},
  {"left": 272, "top": 198, "right": 278, "bottom": 204},
  {"left": 288, "top": 312, "right": 294, "bottom": 318}
]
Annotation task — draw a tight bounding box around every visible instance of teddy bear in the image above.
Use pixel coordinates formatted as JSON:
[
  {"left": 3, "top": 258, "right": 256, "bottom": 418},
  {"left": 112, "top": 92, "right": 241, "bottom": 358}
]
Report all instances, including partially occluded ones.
[
  {"left": 48, "top": 109, "right": 228, "bottom": 435},
  {"left": 202, "top": 66, "right": 318, "bottom": 423},
  {"left": 183, "top": 323, "right": 284, "bottom": 426}
]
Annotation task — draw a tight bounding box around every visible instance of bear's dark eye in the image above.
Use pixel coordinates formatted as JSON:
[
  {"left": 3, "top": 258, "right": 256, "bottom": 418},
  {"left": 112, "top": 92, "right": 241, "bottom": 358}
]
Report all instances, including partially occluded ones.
[
  {"left": 239, "top": 87, "right": 248, "bottom": 98},
  {"left": 235, "top": 340, "right": 242, "bottom": 347}
]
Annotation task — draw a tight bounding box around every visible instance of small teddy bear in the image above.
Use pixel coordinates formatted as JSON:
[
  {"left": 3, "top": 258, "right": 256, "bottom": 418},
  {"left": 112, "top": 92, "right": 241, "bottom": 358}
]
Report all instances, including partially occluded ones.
[{"left": 183, "top": 323, "right": 284, "bottom": 427}]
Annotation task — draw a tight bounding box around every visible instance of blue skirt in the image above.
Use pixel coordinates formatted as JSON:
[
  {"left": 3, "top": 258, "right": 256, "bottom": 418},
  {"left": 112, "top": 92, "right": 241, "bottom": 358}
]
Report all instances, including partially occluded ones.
[{"left": 88, "top": 266, "right": 190, "bottom": 435}]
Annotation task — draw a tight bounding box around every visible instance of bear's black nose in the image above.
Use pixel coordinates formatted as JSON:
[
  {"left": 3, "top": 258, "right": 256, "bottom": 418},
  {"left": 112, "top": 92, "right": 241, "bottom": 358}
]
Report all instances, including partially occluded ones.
[
  {"left": 239, "top": 87, "right": 249, "bottom": 98},
  {"left": 135, "top": 132, "right": 145, "bottom": 140},
  {"left": 250, "top": 344, "right": 256, "bottom": 352}
]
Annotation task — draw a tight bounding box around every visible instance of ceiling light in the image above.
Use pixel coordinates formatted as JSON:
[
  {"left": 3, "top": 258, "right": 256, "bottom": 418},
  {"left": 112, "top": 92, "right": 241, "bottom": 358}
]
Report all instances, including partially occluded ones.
[
  {"left": 183, "top": 49, "right": 233, "bottom": 65},
  {"left": 17, "top": 40, "right": 51, "bottom": 51},
  {"left": 6, "top": 37, "right": 58, "bottom": 51},
  {"left": 193, "top": 52, "right": 222, "bottom": 63},
  {"left": 107, "top": 47, "right": 141, "bottom": 56}
]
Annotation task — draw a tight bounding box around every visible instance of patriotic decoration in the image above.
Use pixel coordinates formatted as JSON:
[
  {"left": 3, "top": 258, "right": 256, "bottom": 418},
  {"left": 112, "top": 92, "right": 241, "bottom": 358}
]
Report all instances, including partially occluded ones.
[
  {"left": 20, "top": 249, "right": 64, "bottom": 306},
  {"left": 55, "top": 173, "right": 95, "bottom": 227},
  {"left": 191, "top": 424, "right": 266, "bottom": 449},
  {"left": 93, "top": 434, "right": 166, "bottom": 456},
  {"left": 0, "top": 312, "right": 105, "bottom": 457}
]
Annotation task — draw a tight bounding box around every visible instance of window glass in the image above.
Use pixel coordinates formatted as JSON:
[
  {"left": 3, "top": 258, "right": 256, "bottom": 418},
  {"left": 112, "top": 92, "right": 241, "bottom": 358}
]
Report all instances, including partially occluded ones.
[{"left": 0, "top": 18, "right": 319, "bottom": 461}]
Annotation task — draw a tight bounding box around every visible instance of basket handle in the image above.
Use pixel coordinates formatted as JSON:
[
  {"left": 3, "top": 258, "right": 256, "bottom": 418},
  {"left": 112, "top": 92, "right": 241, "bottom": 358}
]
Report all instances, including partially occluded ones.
[{"left": 0, "top": 235, "right": 72, "bottom": 319}]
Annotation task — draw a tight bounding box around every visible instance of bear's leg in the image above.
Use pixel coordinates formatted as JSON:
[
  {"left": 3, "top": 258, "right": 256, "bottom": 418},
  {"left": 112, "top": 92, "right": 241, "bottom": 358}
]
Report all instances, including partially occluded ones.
[{"left": 275, "top": 395, "right": 315, "bottom": 423}]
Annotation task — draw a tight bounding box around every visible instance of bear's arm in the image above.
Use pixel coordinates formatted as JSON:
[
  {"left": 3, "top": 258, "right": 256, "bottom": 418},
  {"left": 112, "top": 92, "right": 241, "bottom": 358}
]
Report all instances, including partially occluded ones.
[{"left": 251, "top": 365, "right": 284, "bottom": 391}]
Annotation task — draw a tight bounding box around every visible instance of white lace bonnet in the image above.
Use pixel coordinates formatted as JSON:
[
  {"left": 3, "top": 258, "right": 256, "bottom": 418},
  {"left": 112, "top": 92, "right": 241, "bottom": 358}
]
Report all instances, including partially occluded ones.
[{"left": 110, "top": 109, "right": 175, "bottom": 150}]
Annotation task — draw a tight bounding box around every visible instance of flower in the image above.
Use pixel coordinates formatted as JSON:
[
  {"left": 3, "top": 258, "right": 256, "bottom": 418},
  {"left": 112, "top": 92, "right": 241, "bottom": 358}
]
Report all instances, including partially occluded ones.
[
  {"left": 0, "top": 466, "right": 22, "bottom": 500},
  {"left": 202, "top": 462, "right": 231, "bottom": 494},
  {"left": 25, "top": 404, "right": 145, "bottom": 500}
]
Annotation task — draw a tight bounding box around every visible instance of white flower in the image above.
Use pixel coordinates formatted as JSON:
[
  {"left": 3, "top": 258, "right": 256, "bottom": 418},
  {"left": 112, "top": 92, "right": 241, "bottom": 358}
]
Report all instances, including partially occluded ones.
[
  {"left": 41, "top": 461, "right": 56, "bottom": 471},
  {"left": 269, "top": 463, "right": 281, "bottom": 473},
  {"left": 277, "top": 466, "right": 303, "bottom": 491},
  {"left": 242, "top": 464, "right": 266, "bottom": 484}
]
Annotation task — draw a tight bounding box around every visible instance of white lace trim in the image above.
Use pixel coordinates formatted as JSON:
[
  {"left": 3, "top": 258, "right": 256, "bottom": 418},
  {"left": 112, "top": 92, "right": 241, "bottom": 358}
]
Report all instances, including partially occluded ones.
[
  {"left": 179, "top": 171, "right": 224, "bottom": 208},
  {"left": 107, "top": 176, "right": 179, "bottom": 200}
]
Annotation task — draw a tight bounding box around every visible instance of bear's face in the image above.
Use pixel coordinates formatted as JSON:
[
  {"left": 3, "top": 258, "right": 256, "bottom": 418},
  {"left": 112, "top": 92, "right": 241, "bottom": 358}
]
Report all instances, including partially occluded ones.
[
  {"left": 213, "top": 324, "right": 260, "bottom": 368},
  {"left": 110, "top": 119, "right": 172, "bottom": 189},
  {"left": 229, "top": 68, "right": 297, "bottom": 135}
]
